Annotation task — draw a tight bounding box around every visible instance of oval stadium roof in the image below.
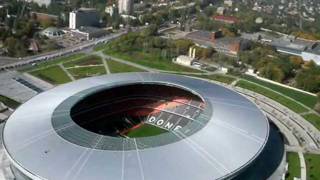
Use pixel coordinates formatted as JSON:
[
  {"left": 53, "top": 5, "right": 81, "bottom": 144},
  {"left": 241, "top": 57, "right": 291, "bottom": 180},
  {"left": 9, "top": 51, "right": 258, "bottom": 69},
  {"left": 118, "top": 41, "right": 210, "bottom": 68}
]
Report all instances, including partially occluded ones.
[{"left": 3, "top": 73, "right": 270, "bottom": 180}]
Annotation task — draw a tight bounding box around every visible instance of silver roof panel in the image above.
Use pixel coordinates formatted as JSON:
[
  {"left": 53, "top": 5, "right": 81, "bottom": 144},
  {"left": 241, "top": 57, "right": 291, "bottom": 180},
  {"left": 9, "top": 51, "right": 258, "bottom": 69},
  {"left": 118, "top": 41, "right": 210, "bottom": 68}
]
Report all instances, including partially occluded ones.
[{"left": 3, "top": 72, "right": 269, "bottom": 180}]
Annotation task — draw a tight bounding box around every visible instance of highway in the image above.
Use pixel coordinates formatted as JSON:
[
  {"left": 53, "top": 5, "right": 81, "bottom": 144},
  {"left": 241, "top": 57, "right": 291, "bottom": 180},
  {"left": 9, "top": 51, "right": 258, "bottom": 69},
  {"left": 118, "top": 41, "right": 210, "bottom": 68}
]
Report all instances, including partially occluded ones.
[
  {"left": 0, "top": 24, "right": 175, "bottom": 71},
  {"left": 0, "top": 30, "right": 128, "bottom": 70}
]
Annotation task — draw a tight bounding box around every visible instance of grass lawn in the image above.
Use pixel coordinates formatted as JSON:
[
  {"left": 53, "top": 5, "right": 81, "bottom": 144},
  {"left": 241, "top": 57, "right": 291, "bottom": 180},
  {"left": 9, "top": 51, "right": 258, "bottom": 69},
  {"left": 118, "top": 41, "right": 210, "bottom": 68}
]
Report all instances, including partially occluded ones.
[
  {"left": 22, "top": 54, "right": 85, "bottom": 72},
  {"left": 94, "top": 43, "right": 109, "bottom": 51},
  {"left": 68, "top": 66, "right": 106, "bottom": 79},
  {"left": 126, "top": 123, "right": 168, "bottom": 138},
  {"left": 0, "top": 95, "right": 20, "bottom": 109},
  {"left": 303, "top": 114, "right": 320, "bottom": 130},
  {"left": 305, "top": 154, "right": 320, "bottom": 180},
  {"left": 243, "top": 75, "right": 317, "bottom": 109},
  {"left": 286, "top": 152, "right": 301, "bottom": 180},
  {"left": 63, "top": 55, "right": 102, "bottom": 68},
  {"left": 191, "top": 74, "right": 236, "bottom": 84},
  {"left": 236, "top": 80, "right": 309, "bottom": 113},
  {"left": 30, "top": 65, "right": 71, "bottom": 84},
  {"left": 107, "top": 60, "right": 145, "bottom": 73},
  {"left": 104, "top": 49, "right": 203, "bottom": 73}
]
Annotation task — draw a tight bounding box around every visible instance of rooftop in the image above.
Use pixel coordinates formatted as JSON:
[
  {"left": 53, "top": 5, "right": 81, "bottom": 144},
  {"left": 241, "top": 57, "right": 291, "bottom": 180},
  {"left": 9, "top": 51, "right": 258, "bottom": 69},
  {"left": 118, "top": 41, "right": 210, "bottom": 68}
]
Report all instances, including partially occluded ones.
[
  {"left": 78, "top": 26, "right": 105, "bottom": 33},
  {"left": 185, "top": 30, "right": 213, "bottom": 42},
  {"left": 213, "top": 15, "right": 239, "bottom": 23},
  {"left": 3, "top": 73, "right": 270, "bottom": 180},
  {"left": 271, "top": 38, "right": 313, "bottom": 51},
  {"left": 306, "top": 43, "right": 320, "bottom": 55}
]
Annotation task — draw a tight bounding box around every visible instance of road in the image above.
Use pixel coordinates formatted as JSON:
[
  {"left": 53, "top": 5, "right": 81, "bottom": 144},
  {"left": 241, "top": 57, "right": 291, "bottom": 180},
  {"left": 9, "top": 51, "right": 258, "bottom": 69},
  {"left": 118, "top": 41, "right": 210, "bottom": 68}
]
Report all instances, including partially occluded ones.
[
  {"left": 0, "top": 24, "right": 174, "bottom": 71},
  {"left": 0, "top": 30, "right": 128, "bottom": 70}
]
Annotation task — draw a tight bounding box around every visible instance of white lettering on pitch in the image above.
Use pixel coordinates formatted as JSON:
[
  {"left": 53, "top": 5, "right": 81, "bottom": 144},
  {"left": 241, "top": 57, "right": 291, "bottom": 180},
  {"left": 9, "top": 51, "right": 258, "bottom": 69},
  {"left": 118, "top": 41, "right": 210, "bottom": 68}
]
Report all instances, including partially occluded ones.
[
  {"left": 164, "top": 122, "right": 174, "bottom": 129},
  {"left": 148, "top": 116, "right": 156, "bottom": 123},
  {"left": 174, "top": 126, "right": 182, "bottom": 131},
  {"left": 156, "top": 119, "right": 164, "bottom": 126}
]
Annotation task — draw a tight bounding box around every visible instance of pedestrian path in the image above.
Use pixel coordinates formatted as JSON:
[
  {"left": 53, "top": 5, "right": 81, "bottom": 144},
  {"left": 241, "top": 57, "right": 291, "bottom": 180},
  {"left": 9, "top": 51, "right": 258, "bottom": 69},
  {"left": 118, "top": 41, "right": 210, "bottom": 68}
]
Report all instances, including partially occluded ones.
[
  {"left": 102, "top": 58, "right": 110, "bottom": 74},
  {"left": 59, "top": 64, "right": 75, "bottom": 81}
]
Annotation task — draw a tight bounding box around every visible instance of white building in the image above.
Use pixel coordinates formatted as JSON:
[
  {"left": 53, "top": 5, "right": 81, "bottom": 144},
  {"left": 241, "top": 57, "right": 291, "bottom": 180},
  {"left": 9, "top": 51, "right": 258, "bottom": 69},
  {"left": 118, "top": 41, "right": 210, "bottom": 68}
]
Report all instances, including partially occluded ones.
[
  {"left": 71, "top": 26, "right": 107, "bottom": 40},
  {"left": 118, "top": 0, "right": 133, "bottom": 15},
  {"left": 301, "top": 51, "right": 320, "bottom": 65},
  {"left": 41, "top": 27, "right": 64, "bottom": 38},
  {"left": 217, "top": 7, "right": 225, "bottom": 15},
  {"left": 25, "top": 0, "right": 52, "bottom": 7},
  {"left": 175, "top": 55, "right": 194, "bottom": 66},
  {"left": 224, "top": 0, "right": 233, "bottom": 7},
  {"left": 105, "top": 5, "right": 115, "bottom": 16},
  {"left": 69, "top": 8, "right": 100, "bottom": 29}
]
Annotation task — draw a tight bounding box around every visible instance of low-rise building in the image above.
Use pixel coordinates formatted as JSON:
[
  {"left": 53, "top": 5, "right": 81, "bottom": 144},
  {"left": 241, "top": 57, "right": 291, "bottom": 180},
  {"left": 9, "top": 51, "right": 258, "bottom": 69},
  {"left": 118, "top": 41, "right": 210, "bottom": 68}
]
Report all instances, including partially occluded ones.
[
  {"left": 41, "top": 27, "right": 65, "bottom": 38},
  {"left": 272, "top": 39, "right": 308, "bottom": 56},
  {"left": 271, "top": 38, "right": 320, "bottom": 64},
  {"left": 105, "top": 5, "right": 115, "bottom": 16},
  {"left": 174, "top": 55, "right": 195, "bottom": 66},
  {"left": 172, "top": 2, "right": 195, "bottom": 10},
  {"left": 213, "top": 15, "right": 238, "bottom": 24},
  {"left": 71, "top": 26, "right": 107, "bottom": 40},
  {"left": 25, "top": 0, "right": 52, "bottom": 7},
  {"left": 301, "top": 43, "right": 320, "bottom": 64},
  {"left": 186, "top": 30, "right": 249, "bottom": 56},
  {"left": 30, "top": 12, "right": 58, "bottom": 22},
  {"left": 224, "top": 0, "right": 233, "bottom": 7},
  {"left": 217, "top": 7, "right": 226, "bottom": 15}
]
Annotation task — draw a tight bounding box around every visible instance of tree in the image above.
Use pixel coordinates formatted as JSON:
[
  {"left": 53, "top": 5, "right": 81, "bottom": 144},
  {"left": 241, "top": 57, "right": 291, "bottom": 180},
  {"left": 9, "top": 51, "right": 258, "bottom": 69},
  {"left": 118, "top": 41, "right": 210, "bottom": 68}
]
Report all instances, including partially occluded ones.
[
  {"left": 295, "top": 64, "right": 320, "bottom": 93},
  {"left": 195, "top": 47, "right": 214, "bottom": 59},
  {"left": 4, "top": 37, "right": 17, "bottom": 56},
  {"left": 289, "top": 56, "right": 304, "bottom": 68},
  {"left": 174, "top": 39, "right": 194, "bottom": 55},
  {"left": 141, "top": 24, "right": 159, "bottom": 37},
  {"left": 258, "top": 63, "right": 285, "bottom": 82},
  {"left": 40, "top": 18, "right": 54, "bottom": 28},
  {"left": 4, "top": 37, "right": 27, "bottom": 57}
]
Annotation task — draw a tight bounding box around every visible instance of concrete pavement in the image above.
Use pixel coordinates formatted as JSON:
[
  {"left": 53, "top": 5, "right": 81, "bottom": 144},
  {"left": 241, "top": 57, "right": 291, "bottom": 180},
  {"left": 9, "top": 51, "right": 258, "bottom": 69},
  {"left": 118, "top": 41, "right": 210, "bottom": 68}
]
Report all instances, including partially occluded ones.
[{"left": 102, "top": 58, "right": 110, "bottom": 74}]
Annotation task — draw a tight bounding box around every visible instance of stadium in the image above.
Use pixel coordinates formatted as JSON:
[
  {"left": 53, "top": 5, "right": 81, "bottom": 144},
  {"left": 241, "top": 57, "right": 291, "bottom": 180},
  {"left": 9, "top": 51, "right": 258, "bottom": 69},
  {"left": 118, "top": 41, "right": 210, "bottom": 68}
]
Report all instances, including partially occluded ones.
[{"left": 3, "top": 73, "right": 285, "bottom": 180}]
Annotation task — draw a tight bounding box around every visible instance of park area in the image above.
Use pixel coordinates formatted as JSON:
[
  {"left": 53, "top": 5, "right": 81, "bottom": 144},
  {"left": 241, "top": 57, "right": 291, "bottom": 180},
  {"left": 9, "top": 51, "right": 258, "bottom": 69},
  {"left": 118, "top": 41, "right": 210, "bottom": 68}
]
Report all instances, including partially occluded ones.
[
  {"left": 24, "top": 54, "right": 147, "bottom": 84},
  {"left": 104, "top": 49, "right": 203, "bottom": 73},
  {"left": 286, "top": 152, "right": 301, "bottom": 180},
  {"left": 236, "top": 80, "right": 309, "bottom": 113},
  {"left": 242, "top": 75, "right": 317, "bottom": 109},
  {"left": 305, "top": 154, "right": 320, "bottom": 180}
]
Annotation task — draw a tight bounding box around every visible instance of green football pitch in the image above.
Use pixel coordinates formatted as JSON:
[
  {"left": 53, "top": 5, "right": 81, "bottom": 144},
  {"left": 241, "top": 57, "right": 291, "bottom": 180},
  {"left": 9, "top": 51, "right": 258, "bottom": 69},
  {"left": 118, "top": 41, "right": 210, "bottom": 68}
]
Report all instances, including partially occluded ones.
[{"left": 126, "top": 123, "right": 168, "bottom": 138}]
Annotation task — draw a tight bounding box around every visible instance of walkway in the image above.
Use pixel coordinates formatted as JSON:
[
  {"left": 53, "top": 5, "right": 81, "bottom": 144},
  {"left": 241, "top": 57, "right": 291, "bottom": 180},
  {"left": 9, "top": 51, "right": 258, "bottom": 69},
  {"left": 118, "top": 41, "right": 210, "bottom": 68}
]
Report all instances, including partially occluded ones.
[
  {"left": 93, "top": 51, "right": 156, "bottom": 72},
  {"left": 240, "top": 79, "right": 320, "bottom": 116},
  {"left": 58, "top": 64, "right": 75, "bottom": 81},
  {"left": 298, "top": 152, "right": 307, "bottom": 180},
  {"left": 102, "top": 58, "right": 110, "bottom": 74}
]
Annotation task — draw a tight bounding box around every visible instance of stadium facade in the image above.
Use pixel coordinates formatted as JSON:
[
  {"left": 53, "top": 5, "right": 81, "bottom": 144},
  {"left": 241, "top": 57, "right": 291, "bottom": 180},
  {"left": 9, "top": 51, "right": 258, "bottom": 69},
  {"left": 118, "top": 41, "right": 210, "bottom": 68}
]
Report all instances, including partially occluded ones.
[{"left": 2, "top": 73, "right": 285, "bottom": 180}]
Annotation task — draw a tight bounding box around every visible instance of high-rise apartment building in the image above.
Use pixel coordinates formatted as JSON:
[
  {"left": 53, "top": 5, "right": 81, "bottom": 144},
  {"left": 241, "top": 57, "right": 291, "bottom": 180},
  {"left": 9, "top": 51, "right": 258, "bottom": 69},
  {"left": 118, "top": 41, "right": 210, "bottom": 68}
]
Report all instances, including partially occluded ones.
[
  {"left": 69, "top": 8, "right": 100, "bottom": 29},
  {"left": 118, "top": 0, "right": 133, "bottom": 15}
]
